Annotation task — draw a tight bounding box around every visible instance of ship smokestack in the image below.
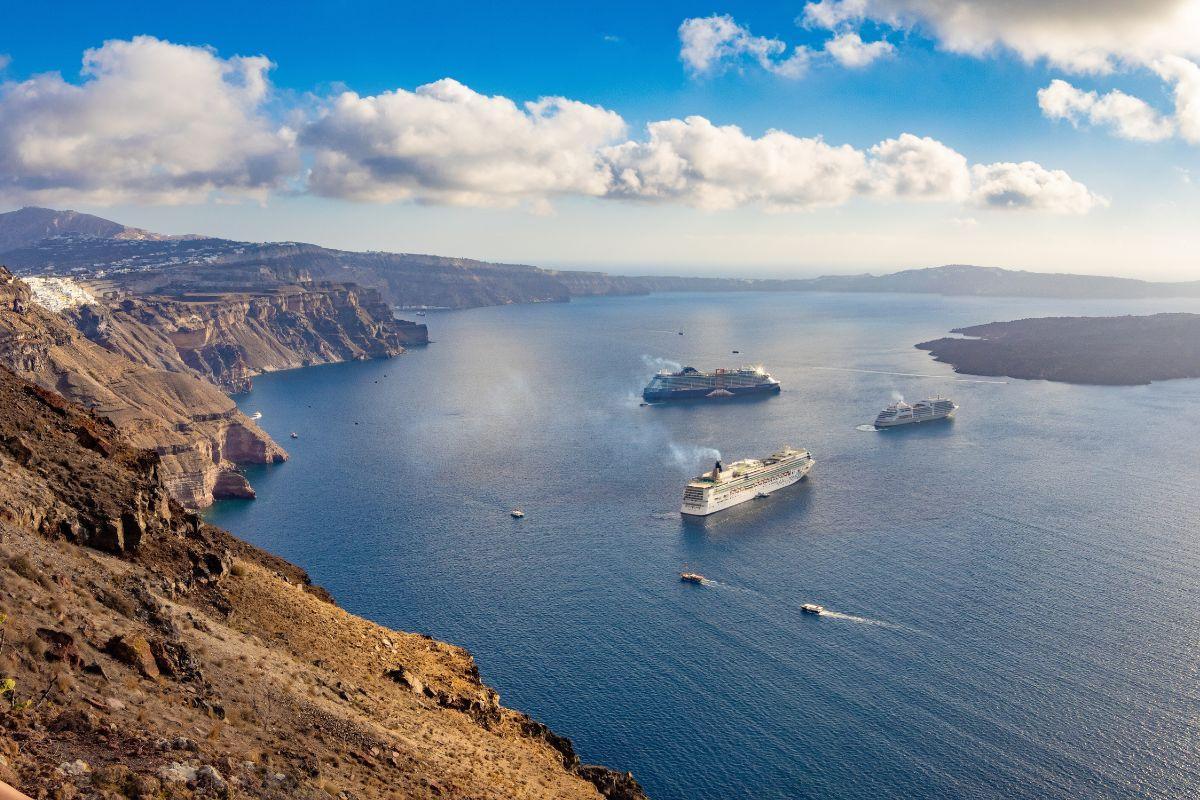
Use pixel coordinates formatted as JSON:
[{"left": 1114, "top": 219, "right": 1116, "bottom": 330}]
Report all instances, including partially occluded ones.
[{"left": 712, "top": 460, "right": 722, "bottom": 478}]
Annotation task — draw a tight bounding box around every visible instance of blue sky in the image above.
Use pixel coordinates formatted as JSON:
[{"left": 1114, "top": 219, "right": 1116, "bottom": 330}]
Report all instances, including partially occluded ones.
[{"left": 2, "top": 1, "right": 1199, "bottom": 278}]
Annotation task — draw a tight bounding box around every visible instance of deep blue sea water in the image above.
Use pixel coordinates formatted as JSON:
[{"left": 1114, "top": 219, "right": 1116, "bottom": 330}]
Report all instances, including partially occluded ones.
[{"left": 207, "top": 291, "right": 1200, "bottom": 799}]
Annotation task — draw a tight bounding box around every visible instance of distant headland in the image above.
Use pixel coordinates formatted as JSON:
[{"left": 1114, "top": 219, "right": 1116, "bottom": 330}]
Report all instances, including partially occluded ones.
[
  {"left": 6, "top": 206, "right": 1200, "bottom": 310},
  {"left": 917, "top": 314, "right": 1200, "bottom": 385}
]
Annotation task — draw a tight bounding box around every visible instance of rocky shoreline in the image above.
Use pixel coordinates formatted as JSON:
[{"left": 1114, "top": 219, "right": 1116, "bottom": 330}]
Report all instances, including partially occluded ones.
[
  {"left": 0, "top": 270, "right": 646, "bottom": 797},
  {"left": 1, "top": 268, "right": 427, "bottom": 507}
]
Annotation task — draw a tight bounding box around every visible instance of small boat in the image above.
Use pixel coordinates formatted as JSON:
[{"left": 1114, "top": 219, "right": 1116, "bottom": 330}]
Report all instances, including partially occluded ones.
[
  {"left": 289, "top": 432, "right": 298, "bottom": 439},
  {"left": 678, "top": 331, "right": 685, "bottom": 335},
  {"left": 732, "top": 350, "right": 740, "bottom": 354},
  {"left": 250, "top": 411, "right": 262, "bottom": 420},
  {"left": 755, "top": 492, "right": 770, "bottom": 499},
  {"left": 801, "top": 603, "right": 825, "bottom": 615},
  {"left": 416, "top": 311, "right": 426, "bottom": 316},
  {"left": 510, "top": 509, "right": 525, "bottom": 519},
  {"left": 679, "top": 572, "right": 705, "bottom": 584}
]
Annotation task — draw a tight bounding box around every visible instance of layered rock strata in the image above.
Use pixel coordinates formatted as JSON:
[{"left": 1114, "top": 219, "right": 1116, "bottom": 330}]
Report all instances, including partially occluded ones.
[{"left": 0, "top": 268, "right": 285, "bottom": 507}]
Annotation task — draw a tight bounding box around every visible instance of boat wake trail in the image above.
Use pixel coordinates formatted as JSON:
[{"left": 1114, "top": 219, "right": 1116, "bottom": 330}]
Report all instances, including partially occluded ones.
[
  {"left": 810, "top": 366, "right": 1007, "bottom": 384},
  {"left": 821, "top": 610, "right": 887, "bottom": 626},
  {"left": 681, "top": 576, "right": 925, "bottom": 634},
  {"left": 818, "top": 610, "right": 927, "bottom": 635}
]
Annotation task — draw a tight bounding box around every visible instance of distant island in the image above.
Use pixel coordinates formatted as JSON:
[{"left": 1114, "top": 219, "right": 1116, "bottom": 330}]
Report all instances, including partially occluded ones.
[
  {"left": 917, "top": 314, "right": 1200, "bottom": 385},
  {"left": 7, "top": 206, "right": 1200, "bottom": 309}
]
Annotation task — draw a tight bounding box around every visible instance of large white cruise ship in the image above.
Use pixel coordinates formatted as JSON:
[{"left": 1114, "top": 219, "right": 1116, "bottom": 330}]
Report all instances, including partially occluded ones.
[
  {"left": 874, "top": 397, "right": 957, "bottom": 428},
  {"left": 681, "top": 446, "right": 814, "bottom": 517}
]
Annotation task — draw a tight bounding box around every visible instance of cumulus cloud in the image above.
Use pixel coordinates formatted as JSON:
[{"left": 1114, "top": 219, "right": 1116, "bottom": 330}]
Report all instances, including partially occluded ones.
[
  {"left": 825, "top": 32, "right": 896, "bottom": 67},
  {"left": 0, "top": 36, "right": 297, "bottom": 205},
  {"left": 1037, "top": 79, "right": 1175, "bottom": 142},
  {"left": 801, "top": 0, "right": 1200, "bottom": 73},
  {"left": 602, "top": 116, "right": 869, "bottom": 210},
  {"left": 301, "top": 78, "right": 626, "bottom": 206},
  {"left": 0, "top": 40, "right": 1101, "bottom": 217},
  {"left": 865, "top": 133, "right": 970, "bottom": 199},
  {"left": 679, "top": 15, "right": 811, "bottom": 78},
  {"left": 300, "top": 78, "right": 1098, "bottom": 214},
  {"left": 1154, "top": 55, "right": 1200, "bottom": 143},
  {"left": 970, "top": 161, "right": 1105, "bottom": 214},
  {"left": 600, "top": 118, "right": 1095, "bottom": 214}
]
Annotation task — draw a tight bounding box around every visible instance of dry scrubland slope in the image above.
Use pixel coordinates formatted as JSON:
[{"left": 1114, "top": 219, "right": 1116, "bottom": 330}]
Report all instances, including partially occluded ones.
[{"left": 0, "top": 362, "right": 645, "bottom": 799}]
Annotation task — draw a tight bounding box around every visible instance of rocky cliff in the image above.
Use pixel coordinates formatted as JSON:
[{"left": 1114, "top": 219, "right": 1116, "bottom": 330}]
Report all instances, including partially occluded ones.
[
  {"left": 72, "top": 283, "right": 428, "bottom": 393},
  {"left": 0, "top": 363, "right": 646, "bottom": 799},
  {"left": 0, "top": 268, "right": 286, "bottom": 508}
]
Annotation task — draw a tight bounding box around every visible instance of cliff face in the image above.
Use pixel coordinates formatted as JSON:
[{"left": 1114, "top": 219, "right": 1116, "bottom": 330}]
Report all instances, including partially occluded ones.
[
  {"left": 0, "top": 363, "right": 645, "bottom": 800},
  {"left": 72, "top": 283, "right": 427, "bottom": 393},
  {"left": 0, "top": 268, "right": 286, "bottom": 508}
]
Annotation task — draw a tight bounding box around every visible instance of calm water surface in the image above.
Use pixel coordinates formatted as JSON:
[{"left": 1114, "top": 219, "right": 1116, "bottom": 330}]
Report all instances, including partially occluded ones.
[{"left": 208, "top": 292, "right": 1200, "bottom": 799}]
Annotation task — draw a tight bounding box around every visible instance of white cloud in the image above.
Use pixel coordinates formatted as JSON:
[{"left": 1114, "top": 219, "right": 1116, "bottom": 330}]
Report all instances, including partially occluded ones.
[
  {"left": 970, "top": 161, "right": 1105, "bottom": 214},
  {"left": 825, "top": 32, "right": 896, "bottom": 67},
  {"left": 1037, "top": 79, "right": 1176, "bottom": 142},
  {"left": 866, "top": 134, "right": 970, "bottom": 199},
  {"left": 601, "top": 116, "right": 869, "bottom": 210},
  {"left": 302, "top": 78, "right": 1099, "bottom": 215},
  {"left": 601, "top": 118, "right": 1093, "bottom": 214},
  {"left": 0, "top": 54, "right": 10, "bottom": 71},
  {"left": 801, "top": 0, "right": 1200, "bottom": 73},
  {"left": 1154, "top": 55, "right": 1200, "bottom": 143},
  {"left": 0, "top": 36, "right": 297, "bottom": 205},
  {"left": 799, "top": 2, "right": 1200, "bottom": 147},
  {"left": 0, "top": 39, "right": 1102, "bottom": 218},
  {"left": 301, "top": 78, "right": 626, "bottom": 206},
  {"left": 679, "top": 15, "right": 811, "bottom": 78}
]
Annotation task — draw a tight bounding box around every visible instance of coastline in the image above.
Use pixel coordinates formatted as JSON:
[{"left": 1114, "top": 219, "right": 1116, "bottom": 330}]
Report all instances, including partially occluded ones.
[{"left": 0, "top": 270, "right": 648, "bottom": 799}]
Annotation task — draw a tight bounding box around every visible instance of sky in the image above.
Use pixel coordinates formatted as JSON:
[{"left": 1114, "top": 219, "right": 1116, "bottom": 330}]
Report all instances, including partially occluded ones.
[{"left": 2, "top": 0, "right": 1200, "bottom": 279}]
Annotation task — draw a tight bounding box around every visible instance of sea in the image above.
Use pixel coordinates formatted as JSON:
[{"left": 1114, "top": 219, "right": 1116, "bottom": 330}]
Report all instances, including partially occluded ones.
[{"left": 207, "top": 290, "right": 1200, "bottom": 799}]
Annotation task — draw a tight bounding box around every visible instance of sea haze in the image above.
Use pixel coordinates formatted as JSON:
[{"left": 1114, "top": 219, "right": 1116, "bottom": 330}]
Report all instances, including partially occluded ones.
[{"left": 208, "top": 291, "right": 1200, "bottom": 800}]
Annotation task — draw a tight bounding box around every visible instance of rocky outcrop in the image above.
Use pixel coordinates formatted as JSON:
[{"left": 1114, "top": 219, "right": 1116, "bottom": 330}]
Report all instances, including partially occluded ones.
[
  {"left": 0, "top": 268, "right": 286, "bottom": 507},
  {"left": 69, "top": 282, "right": 426, "bottom": 392},
  {"left": 917, "top": 313, "right": 1200, "bottom": 385},
  {"left": 0, "top": 362, "right": 641, "bottom": 799}
]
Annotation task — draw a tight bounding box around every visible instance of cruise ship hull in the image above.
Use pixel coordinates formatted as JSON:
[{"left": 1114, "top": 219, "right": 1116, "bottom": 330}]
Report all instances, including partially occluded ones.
[
  {"left": 874, "top": 407, "right": 956, "bottom": 427},
  {"left": 681, "top": 458, "right": 812, "bottom": 516},
  {"left": 643, "top": 383, "right": 781, "bottom": 402}
]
